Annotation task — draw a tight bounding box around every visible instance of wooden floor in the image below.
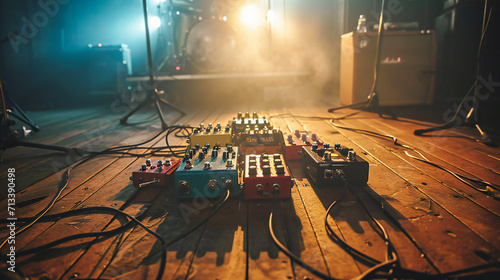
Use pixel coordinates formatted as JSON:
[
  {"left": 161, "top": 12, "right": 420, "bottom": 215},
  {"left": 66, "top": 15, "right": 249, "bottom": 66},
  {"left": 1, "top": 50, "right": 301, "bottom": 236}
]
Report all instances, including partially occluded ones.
[{"left": 0, "top": 103, "right": 499, "bottom": 280}]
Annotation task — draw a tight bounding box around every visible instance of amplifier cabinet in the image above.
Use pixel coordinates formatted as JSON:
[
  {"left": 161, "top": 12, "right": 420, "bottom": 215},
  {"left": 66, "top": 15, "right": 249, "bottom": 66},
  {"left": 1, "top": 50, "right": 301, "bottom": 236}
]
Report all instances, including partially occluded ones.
[{"left": 340, "top": 31, "right": 436, "bottom": 106}]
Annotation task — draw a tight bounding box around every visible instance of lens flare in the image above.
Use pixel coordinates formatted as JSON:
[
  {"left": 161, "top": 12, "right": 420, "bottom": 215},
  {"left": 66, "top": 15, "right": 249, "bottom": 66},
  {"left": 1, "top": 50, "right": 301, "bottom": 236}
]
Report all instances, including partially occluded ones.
[
  {"left": 240, "top": 5, "right": 262, "bottom": 29},
  {"left": 149, "top": 16, "right": 161, "bottom": 30}
]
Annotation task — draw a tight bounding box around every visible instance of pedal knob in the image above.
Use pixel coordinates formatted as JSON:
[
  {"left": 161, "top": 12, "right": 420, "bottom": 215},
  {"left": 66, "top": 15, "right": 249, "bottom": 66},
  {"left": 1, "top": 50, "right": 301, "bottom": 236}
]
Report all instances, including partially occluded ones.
[
  {"left": 252, "top": 112, "right": 258, "bottom": 118},
  {"left": 146, "top": 159, "right": 151, "bottom": 166},
  {"left": 223, "top": 179, "right": 233, "bottom": 190},
  {"left": 211, "top": 149, "right": 218, "bottom": 158},
  {"left": 324, "top": 143, "right": 330, "bottom": 149},
  {"left": 208, "top": 123, "right": 213, "bottom": 128},
  {"left": 249, "top": 155, "right": 257, "bottom": 161},
  {"left": 226, "top": 159, "right": 233, "bottom": 167},
  {"left": 312, "top": 144, "right": 318, "bottom": 151},
  {"left": 199, "top": 123, "right": 204, "bottom": 129},
  {"left": 199, "top": 152, "right": 205, "bottom": 160},
  {"left": 323, "top": 151, "right": 332, "bottom": 161},
  {"left": 301, "top": 133, "right": 308, "bottom": 142},
  {"left": 193, "top": 128, "right": 199, "bottom": 135},
  {"left": 203, "top": 162, "right": 212, "bottom": 170},
  {"left": 249, "top": 166, "right": 257, "bottom": 175},
  {"left": 208, "top": 179, "right": 218, "bottom": 190},
  {"left": 249, "top": 159, "right": 257, "bottom": 166},
  {"left": 348, "top": 151, "right": 357, "bottom": 161},
  {"left": 294, "top": 129, "right": 300, "bottom": 137},
  {"left": 273, "top": 153, "right": 281, "bottom": 160},
  {"left": 273, "top": 184, "right": 280, "bottom": 192},
  {"left": 179, "top": 180, "right": 189, "bottom": 194},
  {"left": 141, "top": 164, "right": 147, "bottom": 171},
  {"left": 274, "top": 159, "right": 282, "bottom": 166},
  {"left": 256, "top": 184, "right": 263, "bottom": 193},
  {"left": 184, "top": 159, "right": 192, "bottom": 170},
  {"left": 157, "top": 160, "right": 163, "bottom": 166},
  {"left": 287, "top": 135, "right": 293, "bottom": 142},
  {"left": 311, "top": 133, "right": 318, "bottom": 141},
  {"left": 222, "top": 151, "right": 228, "bottom": 159},
  {"left": 262, "top": 165, "right": 271, "bottom": 175},
  {"left": 237, "top": 112, "right": 242, "bottom": 119},
  {"left": 262, "top": 159, "right": 270, "bottom": 166},
  {"left": 205, "top": 127, "right": 211, "bottom": 133},
  {"left": 245, "top": 112, "right": 250, "bottom": 118},
  {"left": 261, "top": 154, "right": 269, "bottom": 160},
  {"left": 163, "top": 159, "right": 171, "bottom": 166},
  {"left": 195, "top": 144, "right": 200, "bottom": 150},
  {"left": 225, "top": 125, "right": 230, "bottom": 132},
  {"left": 334, "top": 143, "right": 341, "bottom": 150},
  {"left": 205, "top": 143, "right": 210, "bottom": 149},
  {"left": 227, "top": 146, "right": 233, "bottom": 153}
]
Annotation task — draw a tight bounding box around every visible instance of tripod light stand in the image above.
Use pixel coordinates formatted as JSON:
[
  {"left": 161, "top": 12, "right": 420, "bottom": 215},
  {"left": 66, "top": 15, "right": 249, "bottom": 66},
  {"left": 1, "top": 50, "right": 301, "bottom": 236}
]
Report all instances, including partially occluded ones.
[{"left": 120, "top": 0, "right": 185, "bottom": 129}]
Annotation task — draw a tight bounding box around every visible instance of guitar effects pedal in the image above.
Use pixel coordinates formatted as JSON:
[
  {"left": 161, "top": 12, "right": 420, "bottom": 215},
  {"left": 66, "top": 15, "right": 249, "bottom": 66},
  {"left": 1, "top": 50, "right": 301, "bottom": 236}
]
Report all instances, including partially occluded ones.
[
  {"left": 189, "top": 122, "right": 232, "bottom": 148},
  {"left": 244, "top": 153, "right": 292, "bottom": 199},
  {"left": 301, "top": 144, "right": 369, "bottom": 186},
  {"left": 284, "top": 129, "right": 323, "bottom": 160},
  {"left": 231, "top": 112, "right": 272, "bottom": 135},
  {"left": 175, "top": 145, "right": 241, "bottom": 198},
  {"left": 234, "top": 128, "right": 285, "bottom": 156},
  {"left": 131, "top": 158, "right": 181, "bottom": 187}
]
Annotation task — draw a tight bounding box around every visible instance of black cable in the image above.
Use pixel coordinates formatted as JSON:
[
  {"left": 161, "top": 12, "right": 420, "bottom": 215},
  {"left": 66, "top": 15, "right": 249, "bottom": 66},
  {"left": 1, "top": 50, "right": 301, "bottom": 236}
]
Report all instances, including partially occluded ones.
[
  {"left": 329, "top": 120, "right": 500, "bottom": 197},
  {"left": 0, "top": 206, "right": 167, "bottom": 280},
  {"left": 144, "top": 189, "right": 231, "bottom": 261},
  {"left": 269, "top": 192, "right": 337, "bottom": 280},
  {"left": 413, "top": 0, "right": 494, "bottom": 140}
]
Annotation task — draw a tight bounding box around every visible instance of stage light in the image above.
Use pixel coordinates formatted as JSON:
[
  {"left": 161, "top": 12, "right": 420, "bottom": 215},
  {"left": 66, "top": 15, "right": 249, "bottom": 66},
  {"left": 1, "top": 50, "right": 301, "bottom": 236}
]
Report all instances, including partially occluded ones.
[
  {"left": 149, "top": 16, "right": 161, "bottom": 30},
  {"left": 267, "top": 10, "right": 275, "bottom": 23},
  {"left": 223, "top": 16, "right": 228, "bottom": 22},
  {"left": 240, "top": 5, "right": 263, "bottom": 29}
]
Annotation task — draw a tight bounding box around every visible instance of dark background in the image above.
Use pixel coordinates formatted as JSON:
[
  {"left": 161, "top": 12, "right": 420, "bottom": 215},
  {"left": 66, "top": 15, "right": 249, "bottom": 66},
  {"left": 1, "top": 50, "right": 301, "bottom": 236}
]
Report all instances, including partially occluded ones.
[{"left": 0, "top": 0, "right": 498, "bottom": 127}]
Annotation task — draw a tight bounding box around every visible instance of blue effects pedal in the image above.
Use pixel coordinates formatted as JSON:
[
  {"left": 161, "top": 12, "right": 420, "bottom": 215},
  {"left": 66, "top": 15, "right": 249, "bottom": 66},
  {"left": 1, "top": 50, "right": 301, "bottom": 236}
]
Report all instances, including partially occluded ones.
[{"left": 175, "top": 145, "right": 241, "bottom": 198}]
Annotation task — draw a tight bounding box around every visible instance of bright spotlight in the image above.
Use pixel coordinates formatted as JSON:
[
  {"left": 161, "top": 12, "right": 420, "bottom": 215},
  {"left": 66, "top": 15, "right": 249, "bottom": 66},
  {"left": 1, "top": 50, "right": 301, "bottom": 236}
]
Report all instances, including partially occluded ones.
[
  {"left": 267, "top": 10, "right": 275, "bottom": 23},
  {"left": 240, "top": 5, "right": 262, "bottom": 29},
  {"left": 149, "top": 16, "right": 161, "bottom": 30}
]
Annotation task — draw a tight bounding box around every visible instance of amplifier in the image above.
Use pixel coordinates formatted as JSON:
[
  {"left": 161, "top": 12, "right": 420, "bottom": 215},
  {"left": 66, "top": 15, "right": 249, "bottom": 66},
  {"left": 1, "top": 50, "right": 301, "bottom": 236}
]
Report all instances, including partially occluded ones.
[
  {"left": 301, "top": 144, "right": 369, "bottom": 186},
  {"left": 175, "top": 145, "right": 241, "bottom": 198},
  {"left": 340, "top": 31, "right": 435, "bottom": 106},
  {"left": 131, "top": 158, "right": 181, "bottom": 187},
  {"left": 244, "top": 153, "right": 292, "bottom": 199}
]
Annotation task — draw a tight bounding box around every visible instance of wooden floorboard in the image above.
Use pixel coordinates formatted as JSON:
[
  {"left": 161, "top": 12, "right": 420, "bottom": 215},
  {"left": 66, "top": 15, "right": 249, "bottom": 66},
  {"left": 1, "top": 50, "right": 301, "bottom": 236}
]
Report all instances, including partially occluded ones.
[{"left": 0, "top": 105, "right": 499, "bottom": 279}]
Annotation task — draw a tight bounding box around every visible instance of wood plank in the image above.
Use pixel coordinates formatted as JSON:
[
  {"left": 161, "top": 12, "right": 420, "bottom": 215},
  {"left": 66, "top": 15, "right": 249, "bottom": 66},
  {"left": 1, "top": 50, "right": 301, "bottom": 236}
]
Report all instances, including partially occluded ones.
[
  {"left": 301, "top": 114, "right": 500, "bottom": 273},
  {"left": 3, "top": 111, "right": 184, "bottom": 278},
  {"left": 70, "top": 110, "right": 217, "bottom": 280},
  {"left": 279, "top": 113, "right": 437, "bottom": 276},
  {"left": 342, "top": 117, "right": 500, "bottom": 247}
]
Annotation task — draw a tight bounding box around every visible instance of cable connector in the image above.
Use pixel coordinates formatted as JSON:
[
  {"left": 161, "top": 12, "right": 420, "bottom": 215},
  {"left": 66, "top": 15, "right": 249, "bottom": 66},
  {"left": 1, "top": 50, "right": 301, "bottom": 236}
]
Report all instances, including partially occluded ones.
[{"left": 334, "top": 169, "right": 346, "bottom": 181}]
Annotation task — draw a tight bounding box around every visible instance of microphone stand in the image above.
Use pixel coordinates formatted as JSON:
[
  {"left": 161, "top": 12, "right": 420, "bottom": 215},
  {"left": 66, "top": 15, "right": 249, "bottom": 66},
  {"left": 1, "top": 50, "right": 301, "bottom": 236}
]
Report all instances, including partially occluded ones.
[
  {"left": 328, "top": 0, "right": 395, "bottom": 119},
  {"left": 120, "top": 0, "right": 185, "bottom": 129}
]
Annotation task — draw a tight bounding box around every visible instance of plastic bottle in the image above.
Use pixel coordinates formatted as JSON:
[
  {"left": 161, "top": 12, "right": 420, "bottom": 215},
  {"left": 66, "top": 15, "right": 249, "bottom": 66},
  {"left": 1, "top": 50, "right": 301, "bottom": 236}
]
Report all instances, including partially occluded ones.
[{"left": 357, "top": 15, "right": 367, "bottom": 33}]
